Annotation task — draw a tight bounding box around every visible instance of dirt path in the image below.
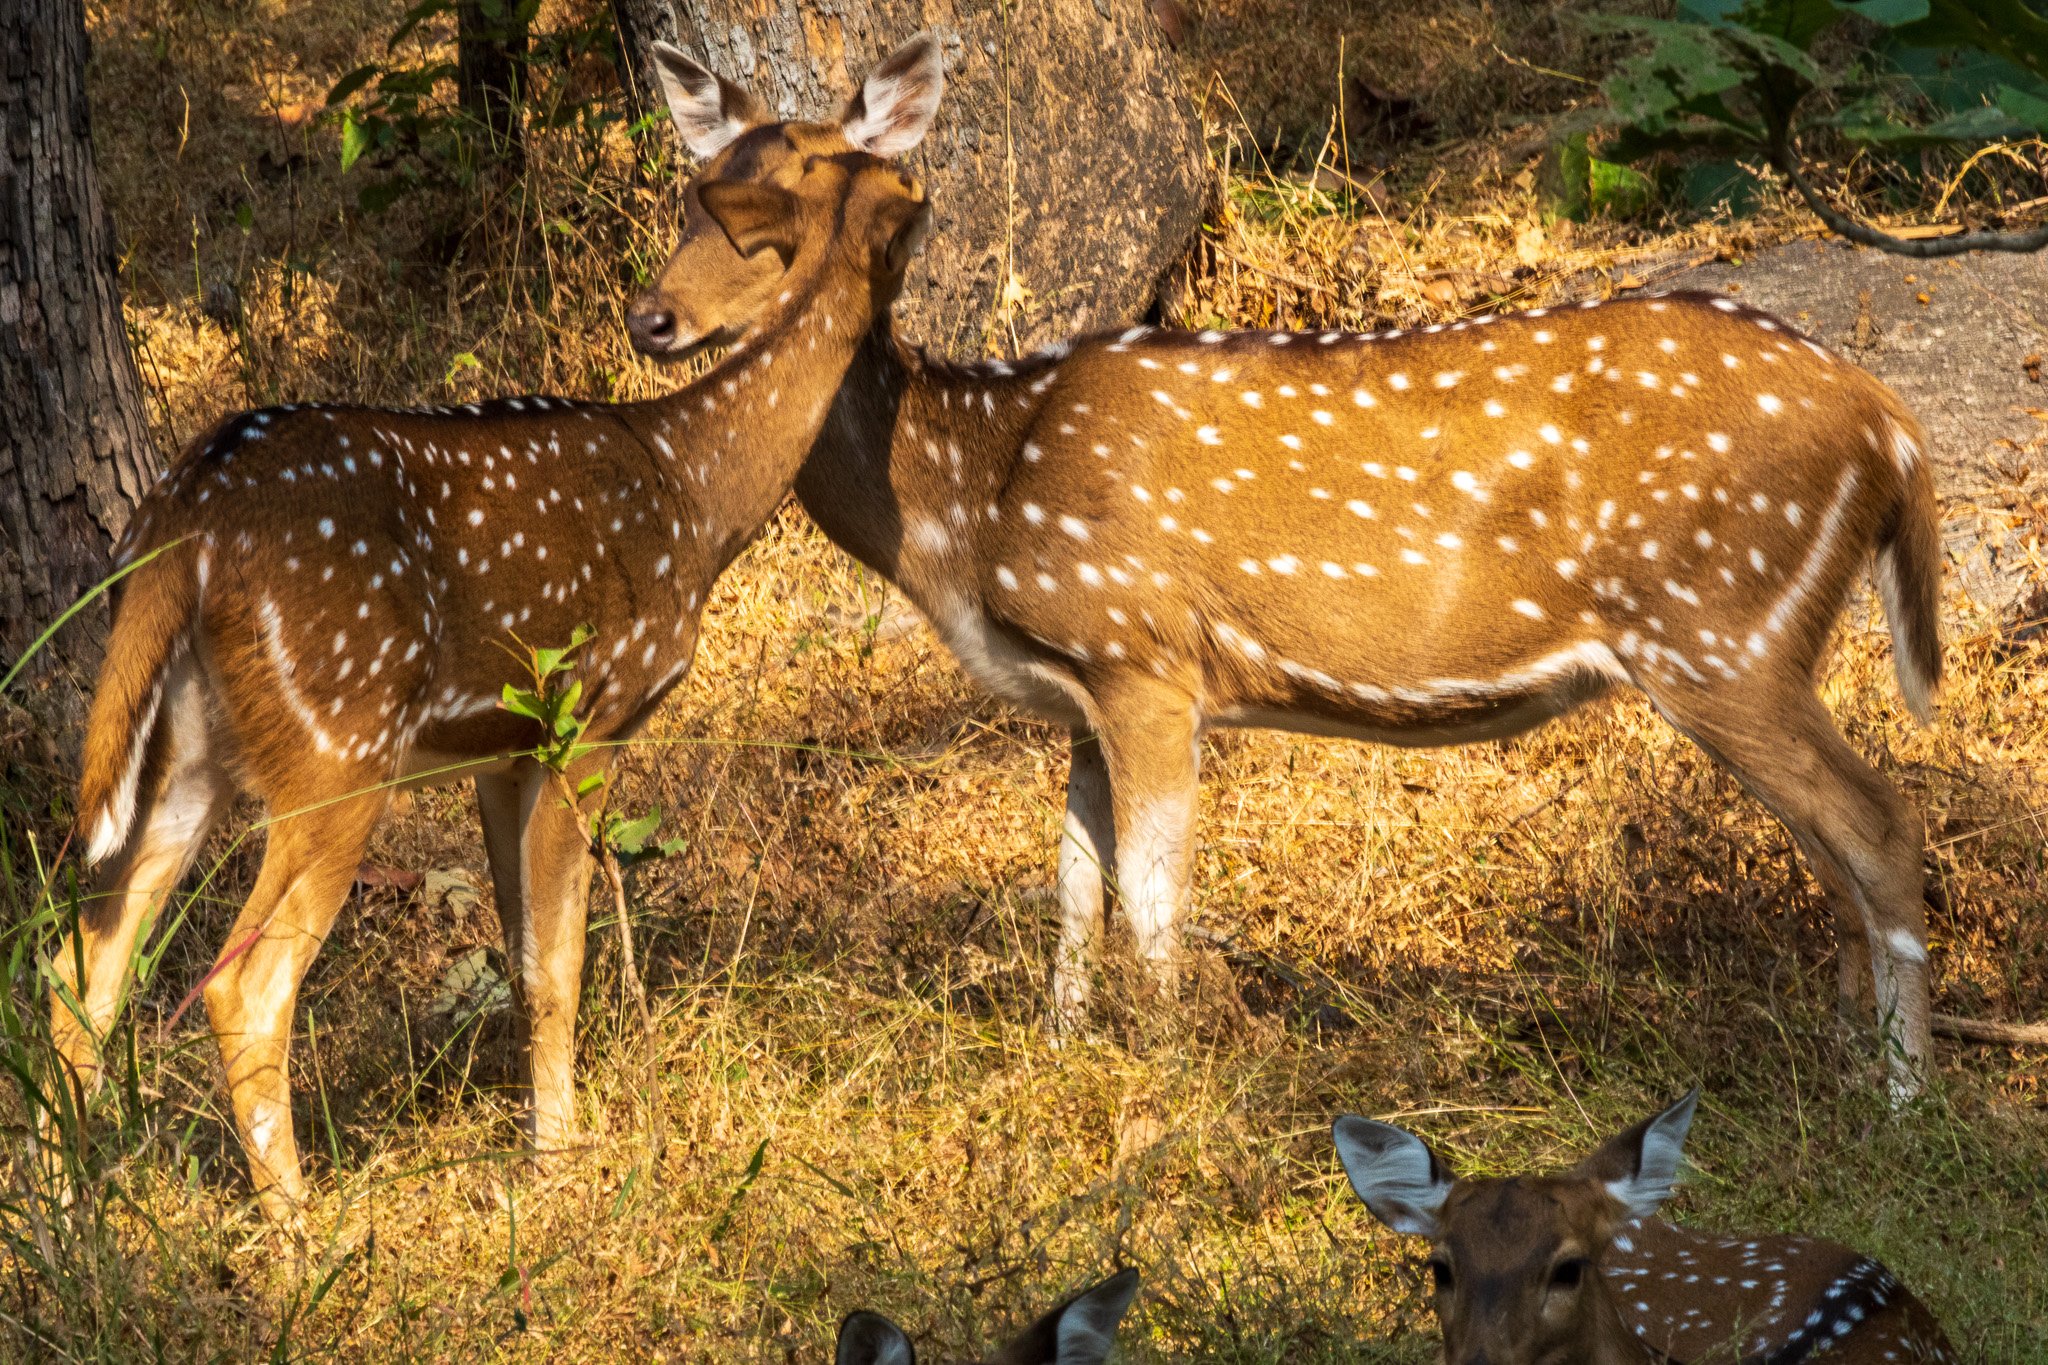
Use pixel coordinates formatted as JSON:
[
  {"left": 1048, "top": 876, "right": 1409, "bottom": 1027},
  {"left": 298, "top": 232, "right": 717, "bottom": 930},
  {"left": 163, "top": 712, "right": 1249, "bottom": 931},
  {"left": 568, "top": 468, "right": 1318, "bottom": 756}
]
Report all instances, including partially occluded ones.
[{"left": 1667, "top": 238, "right": 2048, "bottom": 619}]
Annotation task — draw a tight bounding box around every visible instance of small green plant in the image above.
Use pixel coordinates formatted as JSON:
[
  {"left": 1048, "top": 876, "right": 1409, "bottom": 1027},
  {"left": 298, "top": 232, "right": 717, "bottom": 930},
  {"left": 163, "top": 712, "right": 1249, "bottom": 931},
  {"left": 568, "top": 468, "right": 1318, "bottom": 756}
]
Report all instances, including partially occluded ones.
[
  {"left": 325, "top": 0, "right": 625, "bottom": 213},
  {"left": 1582, "top": 0, "right": 2048, "bottom": 253}
]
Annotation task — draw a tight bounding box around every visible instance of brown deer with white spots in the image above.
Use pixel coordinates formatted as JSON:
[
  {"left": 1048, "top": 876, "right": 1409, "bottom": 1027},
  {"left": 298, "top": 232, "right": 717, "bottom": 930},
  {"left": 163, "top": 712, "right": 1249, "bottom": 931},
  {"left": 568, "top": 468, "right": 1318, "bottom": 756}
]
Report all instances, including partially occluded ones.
[
  {"left": 1333, "top": 1093, "right": 1956, "bottom": 1364},
  {"left": 56, "top": 94, "right": 936, "bottom": 1221},
  {"left": 629, "top": 52, "right": 1946, "bottom": 1099},
  {"left": 835, "top": 1268, "right": 1138, "bottom": 1365}
]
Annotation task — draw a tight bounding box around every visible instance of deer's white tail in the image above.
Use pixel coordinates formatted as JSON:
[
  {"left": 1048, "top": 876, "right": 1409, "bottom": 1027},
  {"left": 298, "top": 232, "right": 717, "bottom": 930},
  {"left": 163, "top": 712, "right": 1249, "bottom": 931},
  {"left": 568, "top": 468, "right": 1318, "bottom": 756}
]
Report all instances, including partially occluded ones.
[
  {"left": 76, "top": 540, "right": 197, "bottom": 865},
  {"left": 1873, "top": 404, "right": 1942, "bottom": 724}
]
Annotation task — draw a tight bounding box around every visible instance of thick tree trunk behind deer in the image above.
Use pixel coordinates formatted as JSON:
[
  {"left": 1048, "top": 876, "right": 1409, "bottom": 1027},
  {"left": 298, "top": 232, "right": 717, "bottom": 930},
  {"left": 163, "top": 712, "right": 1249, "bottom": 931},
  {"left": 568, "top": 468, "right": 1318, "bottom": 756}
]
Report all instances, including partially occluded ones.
[
  {"left": 56, "top": 80, "right": 936, "bottom": 1220},
  {"left": 1335, "top": 1094, "right": 1957, "bottom": 1363},
  {"left": 1, "top": 0, "right": 161, "bottom": 722},
  {"left": 611, "top": 0, "right": 1206, "bottom": 355},
  {"left": 629, "top": 57, "right": 1946, "bottom": 1101}
]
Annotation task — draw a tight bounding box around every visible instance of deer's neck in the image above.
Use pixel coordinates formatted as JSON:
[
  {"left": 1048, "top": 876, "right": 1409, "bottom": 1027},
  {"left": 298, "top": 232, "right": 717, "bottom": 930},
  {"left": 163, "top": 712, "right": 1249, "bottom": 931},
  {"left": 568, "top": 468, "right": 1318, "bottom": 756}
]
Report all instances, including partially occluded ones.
[
  {"left": 630, "top": 271, "right": 875, "bottom": 575},
  {"left": 793, "top": 323, "right": 1058, "bottom": 589},
  {"left": 1588, "top": 1280, "right": 1669, "bottom": 1364}
]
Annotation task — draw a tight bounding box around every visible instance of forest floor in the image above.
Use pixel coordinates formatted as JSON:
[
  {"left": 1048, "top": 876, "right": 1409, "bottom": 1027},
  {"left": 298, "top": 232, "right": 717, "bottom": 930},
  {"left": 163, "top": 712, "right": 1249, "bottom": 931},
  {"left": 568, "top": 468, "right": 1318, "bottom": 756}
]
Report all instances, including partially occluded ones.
[{"left": 6, "top": 1, "right": 2048, "bottom": 1360}]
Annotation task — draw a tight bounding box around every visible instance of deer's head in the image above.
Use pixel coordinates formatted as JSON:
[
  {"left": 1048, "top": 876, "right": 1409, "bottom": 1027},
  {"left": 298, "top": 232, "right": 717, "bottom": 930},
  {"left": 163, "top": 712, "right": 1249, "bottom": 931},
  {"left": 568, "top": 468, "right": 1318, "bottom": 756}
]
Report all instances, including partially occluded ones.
[
  {"left": 627, "top": 34, "right": 944, "bottom": 359},
  {"left": 834, "top": 1269, "right": 1139, "bottom": 1365},
  {"left": 1333, "top": 1093, "right": 1700, "bottom": 1365}
]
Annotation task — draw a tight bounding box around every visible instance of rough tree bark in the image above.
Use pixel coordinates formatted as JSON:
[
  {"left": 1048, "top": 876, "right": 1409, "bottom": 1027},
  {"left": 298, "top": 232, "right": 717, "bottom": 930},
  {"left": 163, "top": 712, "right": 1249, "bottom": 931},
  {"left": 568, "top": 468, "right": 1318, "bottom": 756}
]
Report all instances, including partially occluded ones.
[
  {"left": 457, "top": 0, "right": 531, "bottom": 169},
  {"left": 612, "top": 0, "right": 1209, "bottom": 354},
  {"left": 0, "top": 0, "right": 159, "bottom": 733}
]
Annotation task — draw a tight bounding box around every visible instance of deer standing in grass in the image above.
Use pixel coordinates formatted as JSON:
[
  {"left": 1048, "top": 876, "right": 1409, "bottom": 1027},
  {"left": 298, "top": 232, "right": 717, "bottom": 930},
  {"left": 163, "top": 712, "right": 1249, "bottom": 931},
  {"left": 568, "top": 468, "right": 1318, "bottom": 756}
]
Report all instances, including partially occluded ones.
[
  {"left": 57, "top": 124, "right": 934, "bottom": 1220},
  {"left": 1333, "top": 1094, "right": 1956, "bottom": 1364},
  {"left": 835, "top": 1269, "right": 1139, "bottom": 1365},
  {"left": 630, "top": 48, "right": 1945, "bottom": 1097}
]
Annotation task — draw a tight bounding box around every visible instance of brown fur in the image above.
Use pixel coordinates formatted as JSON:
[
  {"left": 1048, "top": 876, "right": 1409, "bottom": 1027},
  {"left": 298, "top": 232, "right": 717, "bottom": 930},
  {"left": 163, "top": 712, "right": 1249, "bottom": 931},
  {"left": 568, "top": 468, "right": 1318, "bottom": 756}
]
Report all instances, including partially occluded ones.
[
  {"left": 59, "top": 152, "right": 930, "bottom": 1222},
  {"left": 628, "top": 64, "right": 1947, "bottom": 1099}
]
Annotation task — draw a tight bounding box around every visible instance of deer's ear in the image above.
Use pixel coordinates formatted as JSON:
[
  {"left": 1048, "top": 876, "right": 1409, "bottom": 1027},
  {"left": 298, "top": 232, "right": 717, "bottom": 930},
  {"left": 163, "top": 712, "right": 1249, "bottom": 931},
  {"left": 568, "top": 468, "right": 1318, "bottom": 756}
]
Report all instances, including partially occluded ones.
[
  {"left": 987, "top": 1269, "right": 1139, "bottom": 1365},
  {"left": 652, "top": 42, "right": 767, "bottom": 159},
  {"left": 697, "top": 180, "right": 799, "bottom": 266},
  {"left": 1574, "top": 1089, "right": 1699, "bottom": 1222},
  {"left": 1333, "top": 1115, "right": 1453, "bottom": 1239},
  {"left": 836, "top": 1311, "right": 917, "bottom": 1365},
  {"left": 876, "top": 191, "right": 933, "bottom": 275},
  {"left": 842, "top": 33, "right": 946, "bottom": 156}
]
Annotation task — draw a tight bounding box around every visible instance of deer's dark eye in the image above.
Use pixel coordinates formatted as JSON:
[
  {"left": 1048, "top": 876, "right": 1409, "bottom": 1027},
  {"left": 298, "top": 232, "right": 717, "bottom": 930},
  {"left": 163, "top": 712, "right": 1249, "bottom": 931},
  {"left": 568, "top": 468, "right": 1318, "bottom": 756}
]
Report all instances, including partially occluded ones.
[
  {"left": 1428, "top": 1259, "right": 1455, "bottom": 1294},
  {"left": 1549, "top": 1258, "right": 1590, "bottom": 1290}
]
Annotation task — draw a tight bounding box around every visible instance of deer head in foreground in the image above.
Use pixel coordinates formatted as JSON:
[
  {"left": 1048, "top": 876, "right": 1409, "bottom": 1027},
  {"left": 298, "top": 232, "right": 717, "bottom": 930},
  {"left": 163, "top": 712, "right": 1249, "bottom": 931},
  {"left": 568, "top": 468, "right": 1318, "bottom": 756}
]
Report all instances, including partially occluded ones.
[
  {"left": 622, "top": 49, "right": 1944, "bottom": 1102},
  {"left": 55, "top": 73, "right": 934, "bottom": 1222},
  {"left": 1333, "top": 1095, "right": 1955, "bottom": 1364},
  {"left": 836, "top": 1269, "right": 1139, "bottom": 1365}
]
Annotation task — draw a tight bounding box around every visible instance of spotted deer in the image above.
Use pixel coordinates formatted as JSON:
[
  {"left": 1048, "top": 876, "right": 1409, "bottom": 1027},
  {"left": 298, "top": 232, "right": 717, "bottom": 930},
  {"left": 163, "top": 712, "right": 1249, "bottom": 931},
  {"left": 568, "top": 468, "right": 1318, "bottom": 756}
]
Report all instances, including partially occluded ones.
[
  {"left": 836, "top": 1269, "right": 1139, "bottom": 1365},
  {"left": 1332, "top": 1094, "right": 1955, "bottom": 1364},
  {"left": 56, "top": 140, "right": 933, "bottom": 1220},
  {"left": 628, "top": 44, "right": 1946, "bottom": 1098}
]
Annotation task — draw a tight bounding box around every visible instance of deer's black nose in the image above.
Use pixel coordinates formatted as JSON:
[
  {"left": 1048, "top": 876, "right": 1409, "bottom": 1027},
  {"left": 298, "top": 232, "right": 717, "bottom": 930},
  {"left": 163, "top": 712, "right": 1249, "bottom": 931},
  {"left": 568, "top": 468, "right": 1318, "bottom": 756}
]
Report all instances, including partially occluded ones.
[{"left": 627, "top": 302, "right": 677, "bottom": 353}]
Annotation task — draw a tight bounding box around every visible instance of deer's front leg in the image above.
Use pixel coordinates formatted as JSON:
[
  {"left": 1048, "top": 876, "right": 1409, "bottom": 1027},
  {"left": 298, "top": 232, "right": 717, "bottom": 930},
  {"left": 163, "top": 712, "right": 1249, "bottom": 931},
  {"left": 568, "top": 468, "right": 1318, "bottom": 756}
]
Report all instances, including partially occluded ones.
[
  {"left": 1094, "top": 678, "right": 1202, "bottom": 999},
  {"left": 510, "top": 762, "right": 600, "bottom": 1152},
  {"left": 1053, "top": 729, "right": 1116, "bottom": 1031}
]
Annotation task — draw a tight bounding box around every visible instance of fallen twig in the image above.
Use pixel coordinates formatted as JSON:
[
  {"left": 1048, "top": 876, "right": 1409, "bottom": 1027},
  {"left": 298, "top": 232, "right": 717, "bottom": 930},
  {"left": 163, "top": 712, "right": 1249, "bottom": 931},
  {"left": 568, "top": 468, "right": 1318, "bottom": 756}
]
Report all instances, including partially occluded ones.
[{"left": 1933, "top": 1012, "right": 2048, "bottom": 1047}]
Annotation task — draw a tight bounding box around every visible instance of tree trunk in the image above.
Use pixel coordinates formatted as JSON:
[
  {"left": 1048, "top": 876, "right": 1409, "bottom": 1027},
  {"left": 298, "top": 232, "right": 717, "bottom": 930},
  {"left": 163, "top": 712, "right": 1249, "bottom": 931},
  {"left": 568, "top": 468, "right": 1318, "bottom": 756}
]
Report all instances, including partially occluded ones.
[
  {"left": 457, "top": 0, "right": 530, "bottom": 170},
  {"left": 0, "top": 0, "right": 159, "bottom": 734},
  {"left": 612, "top": 0, "right": 1209, "bottom": 355}
]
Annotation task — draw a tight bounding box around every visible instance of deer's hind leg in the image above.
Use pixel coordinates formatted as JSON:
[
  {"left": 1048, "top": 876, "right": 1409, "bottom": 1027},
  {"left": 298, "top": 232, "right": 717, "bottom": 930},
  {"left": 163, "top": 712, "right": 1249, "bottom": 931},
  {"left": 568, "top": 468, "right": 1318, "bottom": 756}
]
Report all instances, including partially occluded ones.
[
  {"left": 1637, "top": 674, "right": 1931, "bottom": 1098},
  {"left": 52, "top": 657, "right": 232, "bottom": 1095},
  {"left": 202, "top": 777, "right": 386, "bottom": 1222},
  {"left": 1091, "top": 675, "right": 1202, "bottom": 1003}
]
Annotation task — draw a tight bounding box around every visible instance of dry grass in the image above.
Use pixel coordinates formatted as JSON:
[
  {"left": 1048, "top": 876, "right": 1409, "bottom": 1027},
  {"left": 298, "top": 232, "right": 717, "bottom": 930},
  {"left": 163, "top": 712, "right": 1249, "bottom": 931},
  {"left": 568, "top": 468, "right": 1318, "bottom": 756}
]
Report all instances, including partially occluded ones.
[{"left": 4, "top": 1, "right": 2047, "bottom": 1360}]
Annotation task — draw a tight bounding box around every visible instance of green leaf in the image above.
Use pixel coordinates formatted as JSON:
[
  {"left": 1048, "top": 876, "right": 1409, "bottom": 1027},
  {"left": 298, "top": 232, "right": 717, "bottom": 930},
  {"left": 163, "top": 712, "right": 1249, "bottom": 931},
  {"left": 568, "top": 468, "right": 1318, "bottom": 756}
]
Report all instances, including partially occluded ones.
[
  {"left": 1829, "top": 100, "right": 2030, "bottom": 142},
  {"left": 1833, "top": 0, "right": 1930, "bottom": 24},
  {"left": 499, "top": 685, "right": 545, "bottom": 721},
  {"left": 576, "top": 773, "right": 607, "bottom": 797},
  {"left": 1896, "top": 1, "right": 2048, "bottom": 81},
  {"left": 389, "top": 0, "right": 458, "bottom": 48},
  {"left": 1733, "top": 0, "right": 1842, "bottom": 50},
  {"left": 608, "top": 810, "right": 663, "bottom": 855},
  {"left": 1998, "top": 80, "right": 2048, "bottom": 131},
  {"left": 339, "top": 110, "right": 373, "bottom": 173},
  {"left": 325, "top": 64, "right": 381, "bottom": 108},
  {"left": 552, "top": 681, "right": 584, "bottom": 734},
  {"left": 1589, "top": 157, "right": 1655, "bottom": 217},
  {"left": 1683, "top": 158, "right": 1766, "bottom": 213}
]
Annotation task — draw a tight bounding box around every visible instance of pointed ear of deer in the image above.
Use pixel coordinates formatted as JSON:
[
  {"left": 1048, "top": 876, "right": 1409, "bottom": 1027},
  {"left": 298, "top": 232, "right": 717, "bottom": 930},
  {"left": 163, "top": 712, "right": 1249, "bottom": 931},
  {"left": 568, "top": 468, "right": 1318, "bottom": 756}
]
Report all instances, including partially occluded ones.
[
  {"left": 1332, "top": 1115, "right": 1454, "bottom": 1239},
  {"left": 652, "top": 42, "right": 767, "bottom": 159},
  {"left": 836, "top": 1311, "right": 917, "bottom": 1365},
  {"left": 697, "top": 180, "right": 799, "bottom": 266},
  {"left": 987, "top": 1268, "right": 1139, "bottom": 1365},
  {"left": 878, "top": 193, "right": 933, "bottom": 275},
  {"left": 1573, "top": 1089, "right": 1700, "bottom": 1222},
  {"left": 842, "top": 33, "right": 946, "bottom": 156}
]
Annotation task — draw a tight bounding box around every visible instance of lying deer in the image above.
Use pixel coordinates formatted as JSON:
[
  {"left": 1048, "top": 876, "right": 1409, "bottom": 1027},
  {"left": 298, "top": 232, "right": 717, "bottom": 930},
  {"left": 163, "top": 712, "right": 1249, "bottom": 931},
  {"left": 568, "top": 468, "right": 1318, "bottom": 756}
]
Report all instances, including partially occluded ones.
[
  {"left": 1333, "top": 1095, "right": 1955, "bottom": 1363},
  {"left": 630, "top": 43, "right": 1944, "bottom": 1096},
  {"left": 57, "top": 132, "right": 934, "bottom": 1220},
  {"left": 836, "top": 1269, "right": 1139, "bottom": 1365}
]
